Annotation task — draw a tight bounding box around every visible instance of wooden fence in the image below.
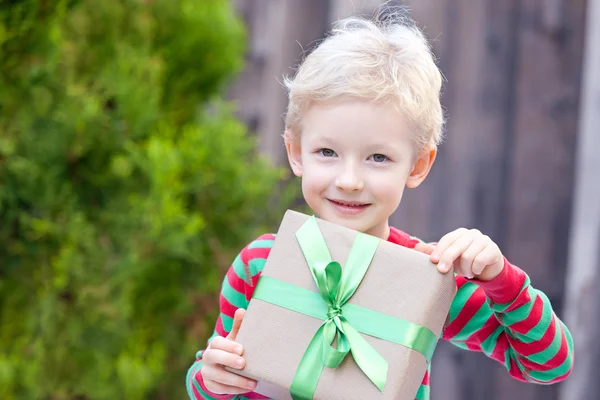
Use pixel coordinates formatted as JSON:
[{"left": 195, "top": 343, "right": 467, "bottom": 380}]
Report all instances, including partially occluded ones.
[{"left": 228, "top": 1, "right": 599, "bottom": 399}]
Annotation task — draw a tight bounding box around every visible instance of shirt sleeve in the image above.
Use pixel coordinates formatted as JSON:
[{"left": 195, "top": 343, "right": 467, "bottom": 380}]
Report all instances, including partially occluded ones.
[
  {"left": 442, "top": 258, "right": 575, "bottom": 384},
  {"left": 186, "top": 235, "right": 275, "bottom": 400}
]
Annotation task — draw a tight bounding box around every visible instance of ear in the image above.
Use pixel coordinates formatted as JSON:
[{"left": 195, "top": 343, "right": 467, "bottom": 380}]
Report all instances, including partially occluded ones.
[
  {"left": 284, "top": 130, "right": 303, "bottom": 177},
  {"left": 406, "top": 146, "right": 437, "bottom": 188}
]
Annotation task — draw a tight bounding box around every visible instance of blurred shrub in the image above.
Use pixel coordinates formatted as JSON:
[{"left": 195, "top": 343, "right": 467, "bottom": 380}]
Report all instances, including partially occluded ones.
[{"left": 0, "top": 1, "right": 295, "bottom": 399}]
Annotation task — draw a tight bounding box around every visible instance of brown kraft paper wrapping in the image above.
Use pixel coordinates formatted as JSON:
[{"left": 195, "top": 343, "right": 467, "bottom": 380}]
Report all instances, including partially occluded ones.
[{"left": 228, "top": 210, "right": 456, "bottom": 400}]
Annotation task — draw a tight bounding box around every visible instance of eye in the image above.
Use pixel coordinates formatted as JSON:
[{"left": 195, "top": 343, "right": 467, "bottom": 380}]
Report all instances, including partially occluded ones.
[
  {"left": 318, "top": 148, "right": 337, "bottom": 157},
  {"left": 370, "top": 154, "right": 389, "bottom": 163}
]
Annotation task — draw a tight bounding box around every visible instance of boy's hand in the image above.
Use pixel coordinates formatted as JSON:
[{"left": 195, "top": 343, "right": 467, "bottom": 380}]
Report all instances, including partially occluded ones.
[
  {"left": 200, "top": 309, "right": 258, "bottom": 395},
  {"left": 414, "top": 228, "right": 504, "bottom": 281}
]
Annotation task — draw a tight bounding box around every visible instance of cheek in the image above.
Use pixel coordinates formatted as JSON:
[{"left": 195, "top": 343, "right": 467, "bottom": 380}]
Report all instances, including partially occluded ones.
[
  {"left": 370, "top": 168, "right": 410, "bottom": 203},
  {"left": 302, "top": 166, "right": 330, "bottom": 193}
]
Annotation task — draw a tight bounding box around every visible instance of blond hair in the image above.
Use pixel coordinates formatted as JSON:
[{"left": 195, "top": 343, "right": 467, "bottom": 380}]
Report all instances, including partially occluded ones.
[{"left": 284, "top": 10, "right": 444, "bottom": 150}]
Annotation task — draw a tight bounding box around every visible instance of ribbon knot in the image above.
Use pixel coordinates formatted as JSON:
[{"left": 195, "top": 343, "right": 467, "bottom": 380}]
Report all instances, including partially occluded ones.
[{"left": 327, "top": 305, "right": 342, "bottom": 320}]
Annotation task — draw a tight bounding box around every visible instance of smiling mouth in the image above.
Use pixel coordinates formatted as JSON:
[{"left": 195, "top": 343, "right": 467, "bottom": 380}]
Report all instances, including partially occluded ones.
[{"left": 327, "top": 199, "right": 372, "bottom": 208}]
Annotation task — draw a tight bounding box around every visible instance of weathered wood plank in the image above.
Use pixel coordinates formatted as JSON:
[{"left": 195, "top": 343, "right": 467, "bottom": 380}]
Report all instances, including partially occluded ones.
[
  {"left": 558, "top": 0, "right": 600, "bottom": 398},
  {"left": 418, "top": 1, "right": 526, "bottom": 398},
  {"left": 389, "top": 0, "right": 448, "bottom": 243},
  {"left": 231, "top": 0, "right": 328, "bottom": 165},
  {"left": 502, "top": 1, "right": 587, "bottom": 398}
]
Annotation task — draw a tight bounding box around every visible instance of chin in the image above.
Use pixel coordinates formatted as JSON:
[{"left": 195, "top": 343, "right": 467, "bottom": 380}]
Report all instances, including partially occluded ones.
[{"left": 324, "top": 213, "right": 374, "bottom": 233}]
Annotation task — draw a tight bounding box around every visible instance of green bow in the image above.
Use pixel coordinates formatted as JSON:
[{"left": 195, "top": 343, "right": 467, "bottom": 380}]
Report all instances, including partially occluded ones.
[
  {"left": 252, "top": 217, "right": 439, "bottom": 400},
  {"left": 288, "top": 217, "right": 387, "bottom": 399}
]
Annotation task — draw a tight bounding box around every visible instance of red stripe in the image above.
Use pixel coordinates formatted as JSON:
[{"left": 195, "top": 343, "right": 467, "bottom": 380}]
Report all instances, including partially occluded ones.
[
  {"left": 507, "top": 357, "right": 529, "bottom": 383},
  {"left": 242, "top": 392, "right": 272, "bottom": 399},
  {"left": 246, "top": 247, "right": 272, "bottom": 261},
  {"left": 251, "top": 272, "right": 262, "bottom": 288},
  {"left": 508, "top": 315, "right": 557, "bottom": 356},
  {"left": 535, "top": 364, "right": 573, "bottom": 384},
  {"left": 192, "top": 382, "right": 203, "bottom": 400},
  {"left": 443, "top": 288, "right": 486, "bottom": 339},
  {"left": 405, "top": 238, "right": 420, "bottom": 248},
  {"left": 258, "top": 233, "right": 276, "bottom": 241},
  {"left": 196, "top": 369, "right": 236, "bottom": 400},
  {"left": 215, "top": 315, "right": 227, "bottom": 337},
  {"left": 502, "top": 285, "right": 533, "bottom": 313},
  {"left": 517, "top": 322, "right": 571, "bottom": 371},
  {"left": 489, "top": 333, "right": 509, "bottom": 363},
  {"left": 508, "top": 295, "right": 543, "bottom": 334},
  {"left": 219, "top": 294, "right": 238, "bottom": 321},
  {"left": 455, "top": 276, "right": 470, "bottom": 290},
  {"left": 524, "top": 365, "right": 573, "bottom": 384},
  {"left": 227, "top": 266, "right": 247, "bottom": 294},
  {"left": 465, "top": 314, "right": 500, "bottom": 352},
  {"left": 421, "top": 370, "right": 429, "bottom": 385}
]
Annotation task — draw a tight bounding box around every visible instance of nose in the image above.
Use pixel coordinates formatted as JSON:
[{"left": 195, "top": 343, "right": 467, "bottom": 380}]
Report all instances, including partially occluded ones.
[{"left": 335, "top": 163, "right": 364, "bottom": 192}]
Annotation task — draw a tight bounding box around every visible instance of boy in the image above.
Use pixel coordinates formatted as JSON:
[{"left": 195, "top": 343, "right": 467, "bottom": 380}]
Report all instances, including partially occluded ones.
[{"left": 187, "top": 12, "right": 574, "bottom": 400}]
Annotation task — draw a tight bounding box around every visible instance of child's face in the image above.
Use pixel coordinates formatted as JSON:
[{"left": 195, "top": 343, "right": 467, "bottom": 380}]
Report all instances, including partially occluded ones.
[{"left": 285, "top": 99, "right": 435, "bottom": 239}]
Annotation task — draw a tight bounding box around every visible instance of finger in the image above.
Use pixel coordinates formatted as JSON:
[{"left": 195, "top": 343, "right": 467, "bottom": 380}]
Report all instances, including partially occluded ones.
[
  {"left": 203, "top": 373, "right": 257, "bottom": 395},
  {"left": 459, "top": 236, "right": 489, "bottom": 278},
  {"left": 437, "top": 231, "right": 478, "bottom": 274},
  {"left": 226, "top": 308, "right": 246, "bottom": 341},
  {"left": 414, "top": 242, "right": 436, "bottom": 255},
  {"left": 203, "top": 348, "right": 247, "bottom": 370},
  {"left": 430, "top": 228, "right": 468, "bottom": 263},
  {"left": 472, "top": 243, "right": 501, "bottom": 276},
  {"left": 208, "top": 336, "right": 244, "bottom": 356}
]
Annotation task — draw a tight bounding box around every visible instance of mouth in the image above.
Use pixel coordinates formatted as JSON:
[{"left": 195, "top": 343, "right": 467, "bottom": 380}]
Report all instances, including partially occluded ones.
[{"left": 327, "top": 199, "right": 372, "bottom": 214}]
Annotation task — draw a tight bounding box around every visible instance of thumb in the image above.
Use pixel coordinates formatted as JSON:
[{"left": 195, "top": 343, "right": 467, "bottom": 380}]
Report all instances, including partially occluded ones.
[
  {"left": 226, "top": 308, "right": 246, "bottom": 341},
  {"left": 414, "top": 242, "right": 436, "bottom": 256}
]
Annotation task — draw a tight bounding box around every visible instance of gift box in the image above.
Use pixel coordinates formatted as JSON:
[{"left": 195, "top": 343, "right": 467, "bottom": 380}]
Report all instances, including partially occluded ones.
[{"left": 229, "top": 210, "right": 456, "bottom": 400}]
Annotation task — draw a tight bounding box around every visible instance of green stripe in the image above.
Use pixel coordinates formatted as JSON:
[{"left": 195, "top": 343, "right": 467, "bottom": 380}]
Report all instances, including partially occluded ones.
[
  {"left": 452, "top": 299, "right": 490, "bottom": 341},
  {"left": 248, "top": 257, "right": 267, "bottom": 277},
  {"left": 232, "top": 255, "right": 247, "bottom": 281},
  {"left": 518, "top": 319, "right": 562, "bottom": 364},
  {"left": 410, "top": 236, "right": 425, "bottom": 243},
  {"left": 220, "top": 313, "right": 234, "bottom": 333},
  {"left": 527, "top": 321, "right": 574, "bottom": 382},
  {"left": 222, "top": 278, "right": 248, "bottom": 309},
  {"left": 448, "top": 282, "right": 478, "bottom": 323},
  {"left": 508, "top": 291, "right": 552, "bottom": 343},
  {"left": 480, "top": 325, "right": 504, "bottom": 356},
  {"left": 450, "top": 340, "right": 469, "bottom": 350},
  {"left": 415, "top": 383, "right": 430, "bottom": 399},
  {"left": 504, "top": 347, "right": 512, "bottom": 371},
  {"left": 526, "top": 351, "right": 573, "bottom": 382},
  {"left": 491, "top": 276, "right": 531, "bottom": 313},
  {"left": 500, "top": 294, "right": 535, "bottom": 325},
  {"left": 193, "top": 378, "right": 219, "bottom": 400},
  {"left": 249, "top": 239, "right": 275, "bottom": 249},
  {"left": 188, "top": 361, "right": 220, "bottom": 400},
  {"left": 186, "top": 361, "right": 202, "bottom": 400}
]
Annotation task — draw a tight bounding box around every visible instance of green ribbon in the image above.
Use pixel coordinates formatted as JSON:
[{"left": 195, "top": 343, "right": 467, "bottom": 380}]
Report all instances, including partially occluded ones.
[{"left": 252, "top": 217, "right": 438, "bottom": 400}]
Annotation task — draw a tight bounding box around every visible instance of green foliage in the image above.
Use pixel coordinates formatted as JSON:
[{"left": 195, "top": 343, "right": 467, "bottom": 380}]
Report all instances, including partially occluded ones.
[{"left": 0, "top": 1, "right": 296, "bottom": 399}]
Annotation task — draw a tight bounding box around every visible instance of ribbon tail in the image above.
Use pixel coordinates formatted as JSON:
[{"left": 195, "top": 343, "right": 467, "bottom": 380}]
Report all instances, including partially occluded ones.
[
  {"left": 342, "top": 319, "right": 388, "bottom": 392},
  {"left": 322, "top": 320, "right": 350, "bottom": 368},
  {"left": 290, "top": 324, "right": 327, "bottom": 400}
]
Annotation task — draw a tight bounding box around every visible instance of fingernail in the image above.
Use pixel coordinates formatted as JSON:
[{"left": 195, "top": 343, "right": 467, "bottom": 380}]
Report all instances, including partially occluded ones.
[
  {"left": 247, "top": 380, "right": 256, "bottom": 389},
  {"left": 438, "top": 263, "right": 448, "bottom": 272},
  {"left": 236, "top": 358, "right": 244, "bottom": 367},
  {"left": 235, "top": 346, "right": 243, "bottom": 355}
]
